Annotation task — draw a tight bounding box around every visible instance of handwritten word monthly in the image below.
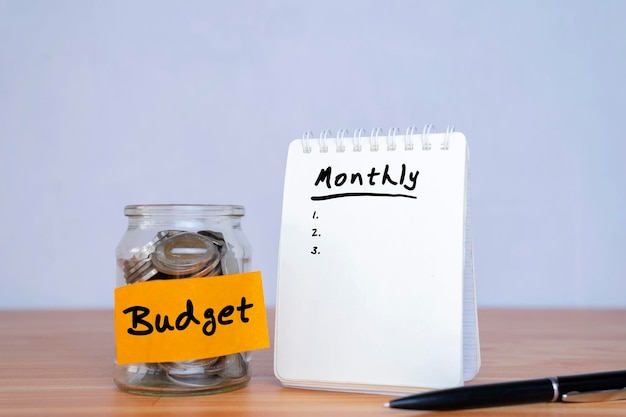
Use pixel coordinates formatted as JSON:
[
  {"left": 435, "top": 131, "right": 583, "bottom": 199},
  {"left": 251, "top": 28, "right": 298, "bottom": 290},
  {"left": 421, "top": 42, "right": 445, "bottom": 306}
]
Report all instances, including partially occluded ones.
[{"left": 312, "top": 163, "right": 419, "bottom": 200}]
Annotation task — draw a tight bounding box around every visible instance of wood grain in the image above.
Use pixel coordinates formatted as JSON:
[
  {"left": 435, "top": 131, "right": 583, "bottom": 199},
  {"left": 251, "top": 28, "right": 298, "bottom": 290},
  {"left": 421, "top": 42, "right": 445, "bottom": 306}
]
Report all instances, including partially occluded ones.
[{"left": 0, "top": 308, "right": 625, "bottom": 416}]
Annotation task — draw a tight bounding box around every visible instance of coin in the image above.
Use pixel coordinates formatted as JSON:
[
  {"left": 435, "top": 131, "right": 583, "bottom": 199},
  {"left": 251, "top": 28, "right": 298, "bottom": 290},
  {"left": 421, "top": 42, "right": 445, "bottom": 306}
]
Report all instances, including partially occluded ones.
[
  {"left": 126, "top": 263, "right": 159, "bottom": 283},
  {"left": 124, "top": 257, "right": 151, "bottom": 276},
  {"left": 160, "top": 357, "right": 226, "bottom": 387},
  {"left": 193, "top": 255, "right": 222, "bottom": 277},
  {"left": 197, "top": 230, "right": 225, "bottom": 249},
  {"left": 198, "top": 230, "right": 241, "bottom": 275},
  {"left": 219, "top": 353, "right": 248, "bottom": 379},
  {"left": 123, "top": 253, "right": 159, "bottom": 284},
  {"left": 160, "top": 357, "right": 222, "bottom": 376},
  {"left": 152, "top": 232, "right": 221, "bottom": 277},
  {"left": 121, "top": 232, "right": 173, "bottom": 283},
  {"left": 219, "top": 250, "right": 240, "bottom": 275}
]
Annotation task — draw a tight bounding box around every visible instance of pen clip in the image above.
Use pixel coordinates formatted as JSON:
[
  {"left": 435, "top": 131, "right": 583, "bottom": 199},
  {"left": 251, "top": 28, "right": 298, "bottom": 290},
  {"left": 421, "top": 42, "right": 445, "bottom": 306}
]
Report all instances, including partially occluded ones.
[{"left": 562, "top": 388, "right": 626, "bottom": 403}]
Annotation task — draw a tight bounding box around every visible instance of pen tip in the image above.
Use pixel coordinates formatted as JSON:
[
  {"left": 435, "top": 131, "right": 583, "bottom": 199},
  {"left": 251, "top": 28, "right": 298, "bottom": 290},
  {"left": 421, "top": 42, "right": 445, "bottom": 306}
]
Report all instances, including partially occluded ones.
[{"left": 383, "top": 402, "right": 390, "bottom": 408}]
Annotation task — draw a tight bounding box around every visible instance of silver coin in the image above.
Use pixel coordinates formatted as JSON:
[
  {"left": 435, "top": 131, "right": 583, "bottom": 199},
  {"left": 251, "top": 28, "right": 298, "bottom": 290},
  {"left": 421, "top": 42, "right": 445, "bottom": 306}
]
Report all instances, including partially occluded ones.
[
  {"left": 160, "top": 357, "right": 226, "bottom": 387},
  {"left": 121, "top": 255, "right": 147, "bottom": 275},
  {"left": 197, "top": 230, "right": 225, "bottom": 249},
  {"left": 219, "top": 248, "right": 240, "bottom": 275},
  {"left": 124, "top": 257, "right": 152, "bottom": 276},
  {"left": 199, "top": 230, "right": 241, "bottom": 275},
  {"left": 159, "top": 357, "right": 222, "bottom": 376},
  {"left": 124, "top": 255, "right": 158, "bottom": 283},
  {"left": 218, "top": 353, "right": 248, "bottom": 379},
  {"left": 200, "top": 265, "right": 223, "bottom": 277},
  {"left": 157, "top": 230, "right": 186, "bottom": 240},
  {"left": 196, "top": 229, "right": 230, "bottom": 276},
  {"left": 127, "top": 265, "right": 159, "bottom": 284},
  {"left": 192, "top": 256, "right": 223, "bottom": 277},
  {"left": 164, "top": 372, "right": 224, "bottom": 388},
  {"left": 121, "top": 232, "right": 170, "bottom": 282},
  {"left": 131, "top": 233, "right": 164, "bottom": 260},
  {"left": 152, "top": 232, "right": 221, "bottom": 276}
]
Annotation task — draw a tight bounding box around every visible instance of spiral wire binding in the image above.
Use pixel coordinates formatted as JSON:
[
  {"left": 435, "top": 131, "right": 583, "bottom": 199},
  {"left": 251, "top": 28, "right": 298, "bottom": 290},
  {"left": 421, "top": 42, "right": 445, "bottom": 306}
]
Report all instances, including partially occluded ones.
[
  {"left": 336, "top": 129, "right": 348, "bottom": 152},
  {"left": 301, "top": 131, "right": 314, "bottom": 153},
  {"left": 405, "top": 126, "right": 418, "bottom": 151},
  {"left": 422, "top": 124, "right": 434, "bottom": 151},
  {"left": 387, "top": 127, "right": 399, "bottom": 151},
  {"left": 354, "top": 128, "right": 365, "bottom": 152},
  {"left": 370, "top": 128, "right": 382, "bottom": 152},
  {"left": 300, "top": 124, "right": 455, "bottom": 153},
  {"left": 442, "top": 125, "right": 455, "bottom": 150},
  {"left": 319, "top": 130, "right": 331, "bottom": 153}
]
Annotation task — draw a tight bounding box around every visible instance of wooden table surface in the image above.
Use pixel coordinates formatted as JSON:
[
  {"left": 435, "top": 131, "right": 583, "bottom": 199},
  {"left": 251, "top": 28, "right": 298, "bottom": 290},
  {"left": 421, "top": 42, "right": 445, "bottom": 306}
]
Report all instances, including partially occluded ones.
[{"left": 0, "top": 308, "right": 625, "bottom": 416}]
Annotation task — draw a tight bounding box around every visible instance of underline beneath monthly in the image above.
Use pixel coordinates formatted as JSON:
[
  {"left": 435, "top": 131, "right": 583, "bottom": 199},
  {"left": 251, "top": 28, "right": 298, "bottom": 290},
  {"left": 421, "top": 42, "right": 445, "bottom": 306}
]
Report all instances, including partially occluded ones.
[{"left": 311, "top": 192, "right": 417, "bottom": 200}]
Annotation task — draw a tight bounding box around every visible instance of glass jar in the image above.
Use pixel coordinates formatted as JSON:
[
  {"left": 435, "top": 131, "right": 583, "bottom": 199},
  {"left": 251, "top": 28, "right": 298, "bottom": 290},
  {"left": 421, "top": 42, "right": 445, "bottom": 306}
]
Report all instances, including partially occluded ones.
[{"left": 114, "top": 204, "right": 252, "bottom": 395}]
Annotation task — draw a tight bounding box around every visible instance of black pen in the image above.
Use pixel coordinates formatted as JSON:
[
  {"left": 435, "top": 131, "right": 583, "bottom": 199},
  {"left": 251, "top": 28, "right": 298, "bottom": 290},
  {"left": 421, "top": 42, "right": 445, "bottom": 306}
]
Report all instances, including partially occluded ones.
[{"left": 384, "top": 370, "right": 626, "bottom": 410}]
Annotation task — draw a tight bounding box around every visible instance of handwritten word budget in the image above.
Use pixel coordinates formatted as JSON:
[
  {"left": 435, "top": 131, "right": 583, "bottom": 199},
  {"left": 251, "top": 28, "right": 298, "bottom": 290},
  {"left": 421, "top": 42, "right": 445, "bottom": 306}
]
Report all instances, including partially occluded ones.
[{"left": 114, "top": 272, "right": 269, "bottom": 365}]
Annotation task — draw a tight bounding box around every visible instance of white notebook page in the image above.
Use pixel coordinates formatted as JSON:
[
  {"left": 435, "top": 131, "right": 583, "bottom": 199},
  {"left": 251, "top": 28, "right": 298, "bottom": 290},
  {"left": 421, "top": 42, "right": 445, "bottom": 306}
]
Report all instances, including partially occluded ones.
[{"left": 275, "top": 131, "right": 479, "bottom": 393}]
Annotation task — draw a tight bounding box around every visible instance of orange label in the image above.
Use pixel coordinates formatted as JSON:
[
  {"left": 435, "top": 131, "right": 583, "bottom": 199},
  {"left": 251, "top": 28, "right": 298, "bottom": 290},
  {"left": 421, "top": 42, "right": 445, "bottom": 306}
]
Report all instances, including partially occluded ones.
[{"left": 114, "top": 271, "right": 269, "bottom": 365}]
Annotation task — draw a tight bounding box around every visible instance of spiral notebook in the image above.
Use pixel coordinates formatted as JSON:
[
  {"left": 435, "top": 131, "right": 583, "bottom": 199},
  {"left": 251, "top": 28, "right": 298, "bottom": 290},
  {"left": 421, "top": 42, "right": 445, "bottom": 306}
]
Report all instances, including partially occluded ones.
[{"left": 274, "top": 126, "right": 480, "bottom": 395}]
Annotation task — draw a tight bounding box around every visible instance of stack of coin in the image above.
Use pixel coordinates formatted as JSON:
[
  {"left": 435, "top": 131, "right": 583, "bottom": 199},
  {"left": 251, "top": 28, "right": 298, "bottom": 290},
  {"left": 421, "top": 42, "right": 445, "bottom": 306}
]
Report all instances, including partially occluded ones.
[
  {"left": 151, "top": 232, "right": 222, "bottom": 277},
  {"left": 119, "top": 229, "right": 236, "bottom": 284},
  {"left": 119, "top": 228, "right": 246, "bottom": 386},
  {"left": 119, "top": 231, "right": 182, "bottom": 284},
  {"left": 159, "top": 354, "right": 248, "bottom": 387}
]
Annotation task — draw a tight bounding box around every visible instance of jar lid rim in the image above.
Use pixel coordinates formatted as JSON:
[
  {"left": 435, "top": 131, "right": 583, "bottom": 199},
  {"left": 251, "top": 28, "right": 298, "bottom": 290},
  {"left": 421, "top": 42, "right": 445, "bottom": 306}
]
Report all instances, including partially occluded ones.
[{"left": 124, "top": 204, "right": 245, "bottom": 217}]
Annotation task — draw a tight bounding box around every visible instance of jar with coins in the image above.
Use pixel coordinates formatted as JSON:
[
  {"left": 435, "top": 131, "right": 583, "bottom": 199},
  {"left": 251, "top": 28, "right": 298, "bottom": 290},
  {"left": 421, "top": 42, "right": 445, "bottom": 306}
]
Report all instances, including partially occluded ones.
[{"left": 114, "top": 204, "right": 252, "bottom": 395}]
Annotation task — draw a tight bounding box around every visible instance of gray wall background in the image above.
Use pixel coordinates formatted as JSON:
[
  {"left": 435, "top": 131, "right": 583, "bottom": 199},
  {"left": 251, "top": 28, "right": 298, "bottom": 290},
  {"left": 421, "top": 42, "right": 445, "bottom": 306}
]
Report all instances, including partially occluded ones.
[{"left": 1, "top": 0, "right": 625, "bottom": 309}]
